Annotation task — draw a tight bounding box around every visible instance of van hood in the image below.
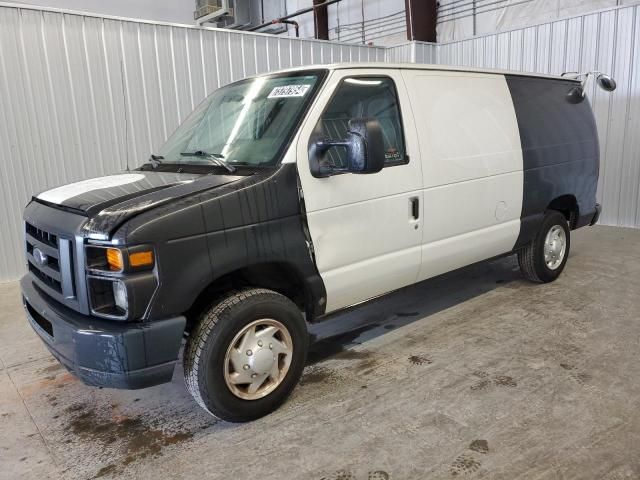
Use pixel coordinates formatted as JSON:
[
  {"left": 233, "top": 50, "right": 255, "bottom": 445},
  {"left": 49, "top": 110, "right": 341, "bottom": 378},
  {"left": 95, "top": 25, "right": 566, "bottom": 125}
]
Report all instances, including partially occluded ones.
[{"left": 34, "top": 171, "right": 244, "bottom": 236}]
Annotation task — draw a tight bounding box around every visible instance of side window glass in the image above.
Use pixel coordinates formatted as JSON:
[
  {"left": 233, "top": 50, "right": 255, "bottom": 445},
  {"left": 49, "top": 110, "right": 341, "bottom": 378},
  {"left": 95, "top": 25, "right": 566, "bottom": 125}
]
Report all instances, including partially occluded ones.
[{"left": 314, "top": 77, "right": 407, "bottom": 169}]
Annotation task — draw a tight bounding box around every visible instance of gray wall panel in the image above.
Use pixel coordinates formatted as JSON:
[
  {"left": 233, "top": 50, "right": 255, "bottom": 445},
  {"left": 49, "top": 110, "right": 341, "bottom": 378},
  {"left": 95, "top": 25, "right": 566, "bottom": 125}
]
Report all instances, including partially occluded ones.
[
  {"left": 1, "top": 0, "right": 638, "bottom": 283},
  {"left": 0, "top": 2, "right": 385, "bottom": 282}
]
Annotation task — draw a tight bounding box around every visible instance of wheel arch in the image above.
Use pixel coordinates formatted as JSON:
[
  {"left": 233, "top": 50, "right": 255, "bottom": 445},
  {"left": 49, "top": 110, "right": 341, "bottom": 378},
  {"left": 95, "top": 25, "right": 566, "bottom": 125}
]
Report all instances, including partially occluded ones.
[
  {"left": 547, "top": 194, "right": 579, "bottom": 228},
  {"left": 184, "top": 261, "right": 318, "bottom": 333}
]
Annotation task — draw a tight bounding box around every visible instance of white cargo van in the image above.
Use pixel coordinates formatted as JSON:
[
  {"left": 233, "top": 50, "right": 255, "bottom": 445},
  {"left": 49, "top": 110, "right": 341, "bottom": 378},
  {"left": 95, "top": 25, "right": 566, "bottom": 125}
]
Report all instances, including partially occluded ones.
[{"left": 22, "top": 63, "right": 614, "bottom": 421}]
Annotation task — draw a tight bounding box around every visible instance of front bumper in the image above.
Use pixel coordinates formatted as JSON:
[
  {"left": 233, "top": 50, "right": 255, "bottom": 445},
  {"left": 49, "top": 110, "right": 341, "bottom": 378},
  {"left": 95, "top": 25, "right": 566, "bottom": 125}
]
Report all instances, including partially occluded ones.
[{"left": 21, "top": 275, "right": 185, "bottom": 389}]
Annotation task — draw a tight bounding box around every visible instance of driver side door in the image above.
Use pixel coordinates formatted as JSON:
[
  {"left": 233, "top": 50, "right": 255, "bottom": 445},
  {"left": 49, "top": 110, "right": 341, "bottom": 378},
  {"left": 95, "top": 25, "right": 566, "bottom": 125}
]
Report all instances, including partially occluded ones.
[{"left": 296, "top": 69, "right": 423, "bottom": 314}]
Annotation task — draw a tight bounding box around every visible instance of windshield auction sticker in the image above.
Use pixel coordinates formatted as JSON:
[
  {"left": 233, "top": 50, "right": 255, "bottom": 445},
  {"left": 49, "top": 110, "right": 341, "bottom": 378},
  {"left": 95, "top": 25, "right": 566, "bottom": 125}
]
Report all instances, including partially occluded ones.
[{"left": 268, "top": 84, "right": 311, "bottom": 99}]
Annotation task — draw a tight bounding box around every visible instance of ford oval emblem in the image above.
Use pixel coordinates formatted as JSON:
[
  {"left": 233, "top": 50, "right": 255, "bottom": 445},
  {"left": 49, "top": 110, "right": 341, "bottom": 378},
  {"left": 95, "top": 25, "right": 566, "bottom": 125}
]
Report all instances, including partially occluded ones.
[{"left": 32, "top": 247, "right": 48, "bottom": 267}]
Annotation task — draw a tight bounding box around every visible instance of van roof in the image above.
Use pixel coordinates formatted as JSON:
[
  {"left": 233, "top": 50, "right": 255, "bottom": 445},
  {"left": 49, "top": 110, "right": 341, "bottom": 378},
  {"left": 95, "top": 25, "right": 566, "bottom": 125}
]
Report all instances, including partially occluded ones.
[{"left": 263, "top": 62, "right": 578, "bottom": 83}]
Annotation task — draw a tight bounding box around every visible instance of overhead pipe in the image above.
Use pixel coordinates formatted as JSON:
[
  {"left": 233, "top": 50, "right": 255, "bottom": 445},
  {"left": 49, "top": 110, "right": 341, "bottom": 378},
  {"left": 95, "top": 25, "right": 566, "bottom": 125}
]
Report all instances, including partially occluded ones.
[
  {"left": 437, "top": 0, "right": 536, "bottom": 23},
  {"left": 278, "top": 19, "right": 300, "bottom": 37},
  {"left": 437, "top": 0, "right": 533, "bottom": 21},
  {"left": 248, "top": 0, "right": 343, "bottom": 33}
]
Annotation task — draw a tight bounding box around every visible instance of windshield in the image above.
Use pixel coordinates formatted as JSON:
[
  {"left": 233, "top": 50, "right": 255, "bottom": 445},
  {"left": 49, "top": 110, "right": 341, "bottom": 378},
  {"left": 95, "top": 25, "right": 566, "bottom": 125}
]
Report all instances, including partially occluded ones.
[{"left": 156, "top": 72, "right": 322, "bottom": 167}]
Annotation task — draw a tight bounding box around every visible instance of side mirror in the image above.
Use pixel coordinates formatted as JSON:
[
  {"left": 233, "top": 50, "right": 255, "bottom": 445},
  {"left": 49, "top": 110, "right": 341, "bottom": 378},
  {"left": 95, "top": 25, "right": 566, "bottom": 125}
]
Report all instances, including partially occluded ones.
[
  {"left": 309, "top": 118, "right": 385, "bottom": 178},
  {"left": 596, "top": 74, "right": 617, "bottom": 92}
]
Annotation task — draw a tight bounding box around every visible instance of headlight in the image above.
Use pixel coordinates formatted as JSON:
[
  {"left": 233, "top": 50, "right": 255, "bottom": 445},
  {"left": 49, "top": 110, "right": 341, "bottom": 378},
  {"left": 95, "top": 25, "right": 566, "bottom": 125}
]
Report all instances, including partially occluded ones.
[
  {"left": 87, "top": 277, "right": 128, "bottom": 319},
  {"left": 112, "top": 280, "right": 128, "bottom": 312},
  {"left": 85, "top": 244, "right": 156, "bottom": 320},
  {"left": 106, "top": 248, "right": 124, "bottom": 271}
]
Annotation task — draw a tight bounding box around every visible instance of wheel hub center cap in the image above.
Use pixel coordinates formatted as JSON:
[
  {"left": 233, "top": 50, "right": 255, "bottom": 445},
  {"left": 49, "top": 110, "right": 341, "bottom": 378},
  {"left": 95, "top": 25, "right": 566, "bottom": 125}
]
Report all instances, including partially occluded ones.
[{"left": 250, "top": 348, "right": 275, "bottom": 374}]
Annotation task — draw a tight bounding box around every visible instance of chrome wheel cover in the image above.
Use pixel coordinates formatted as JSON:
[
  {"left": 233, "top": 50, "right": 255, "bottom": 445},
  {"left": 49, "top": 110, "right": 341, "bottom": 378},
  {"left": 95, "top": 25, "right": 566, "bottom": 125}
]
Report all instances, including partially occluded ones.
[
  {"left": 544, "top": 225, "right": 567, "bottom": 270},
  {"left": 223, "top": 319, "right": 293, "bottom": 400}
]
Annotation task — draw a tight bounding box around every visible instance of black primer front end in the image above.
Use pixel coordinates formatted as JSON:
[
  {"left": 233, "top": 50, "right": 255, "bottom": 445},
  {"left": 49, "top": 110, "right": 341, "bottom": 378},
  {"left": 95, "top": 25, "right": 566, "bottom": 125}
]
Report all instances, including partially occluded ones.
[
  {"left": 22, "top": 194, "right": 188, "bottom": 389},
  {"left": 21, "top": 164, "right": 325, "bottom": 390},
  {"left": 21, "top": 68, "right": 329, "bottom": 391}
]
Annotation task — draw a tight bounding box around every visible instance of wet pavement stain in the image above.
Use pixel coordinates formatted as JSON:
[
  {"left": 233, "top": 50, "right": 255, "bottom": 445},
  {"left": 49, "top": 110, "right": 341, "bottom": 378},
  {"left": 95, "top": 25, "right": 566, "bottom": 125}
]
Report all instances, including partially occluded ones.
[
  {"left": 319, "top": 471, "right": 390, "bottom": 480},
  {"left": 570, "top": 371, "right": 592, "bottom": 385},
  {"left": 63, "top": 403, "right": 195, "bottom": 477},
  {"left": 470, "top": 379, "right": 491, "bottom": 391},
  {"left": 20, "top": 372, "right": 76, "bottom": 397},
  {"left": 39, "top": 363, "right": 64, "bottom": 375},
  {"left": 307, "top": 324, "right": 381, "bottom": 364},
  {"left": 408, "top": 355, "right": 432, "bottom": 366},
  {"left": 469, "top": 439, "right": 489, "bottom": 454},
  {"left": 368, "top": 472, "right": 390, "bottom": 480},
  {"left": 320, "top": 470, "right": 356, "bottom": 480},
  {"left": 335, "top": 349, "right": 372, "bottom": 361},
  {"left": 94, "top": 464, "right": 117, "bottom": 478},
  {"left": 356, "top": 357, "right": 380, "bottom": 373},
  {"left": 494, "top": 376, "right": 517, "bottom": 387},
  {"left": 300, "top": 365, "right": 338, "bottom": 386},
  {"left": 471, "top": 373, "right": 518, "bottom": 390},
  {"left": 450, "top": 453, "right": 481, "bottom": 476}
]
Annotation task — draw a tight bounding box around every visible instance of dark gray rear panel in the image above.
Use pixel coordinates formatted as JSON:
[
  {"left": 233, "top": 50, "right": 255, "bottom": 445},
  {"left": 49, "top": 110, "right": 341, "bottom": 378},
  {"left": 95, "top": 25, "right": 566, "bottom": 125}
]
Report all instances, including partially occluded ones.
[{"left": 505, "top": 75, "right": 600, "bottom": 248}]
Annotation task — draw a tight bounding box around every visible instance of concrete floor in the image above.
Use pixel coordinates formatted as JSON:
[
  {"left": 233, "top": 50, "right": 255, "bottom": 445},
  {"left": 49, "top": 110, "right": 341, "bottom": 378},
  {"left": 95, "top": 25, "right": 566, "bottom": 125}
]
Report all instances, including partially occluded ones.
[{"left": 1, "top": 225, "right": 639, "bottom": 480}]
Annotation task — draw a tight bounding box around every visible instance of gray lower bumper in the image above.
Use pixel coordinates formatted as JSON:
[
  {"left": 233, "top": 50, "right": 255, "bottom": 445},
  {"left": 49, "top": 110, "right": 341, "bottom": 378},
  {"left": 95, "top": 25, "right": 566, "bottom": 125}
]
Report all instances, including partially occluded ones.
[{"left": 21, "top": 275, "right": 185, "bottom": 390}]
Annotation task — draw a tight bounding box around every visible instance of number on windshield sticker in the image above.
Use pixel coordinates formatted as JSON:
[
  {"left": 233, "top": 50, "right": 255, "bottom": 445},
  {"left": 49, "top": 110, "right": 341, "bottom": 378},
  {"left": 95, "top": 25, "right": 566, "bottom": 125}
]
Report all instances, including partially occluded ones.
[{"left": 268, "top": 85, "right": 311, "bottom": 99}]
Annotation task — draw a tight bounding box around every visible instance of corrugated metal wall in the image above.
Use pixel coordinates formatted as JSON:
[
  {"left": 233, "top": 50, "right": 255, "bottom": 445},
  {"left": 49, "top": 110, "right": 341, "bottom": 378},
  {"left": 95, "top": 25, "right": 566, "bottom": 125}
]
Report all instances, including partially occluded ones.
[
  {"left": 386, "top": 43, "right": 438, "bottom": 63},
  {"left": 0, "top": 2, "right": 385, "bottom": 282},
  {"left": 415, "top": 4, "right": 640, "bottom": 230},
  {"left": 1, "top": 1, "right": 638, "bottom": 282}
]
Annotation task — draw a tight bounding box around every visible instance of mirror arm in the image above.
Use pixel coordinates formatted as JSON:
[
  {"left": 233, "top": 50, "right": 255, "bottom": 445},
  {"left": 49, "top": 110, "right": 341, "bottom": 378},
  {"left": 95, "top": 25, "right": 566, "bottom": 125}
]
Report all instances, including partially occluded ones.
[{"left": 561, "top": 70, "right": 616, "bottom": 94}]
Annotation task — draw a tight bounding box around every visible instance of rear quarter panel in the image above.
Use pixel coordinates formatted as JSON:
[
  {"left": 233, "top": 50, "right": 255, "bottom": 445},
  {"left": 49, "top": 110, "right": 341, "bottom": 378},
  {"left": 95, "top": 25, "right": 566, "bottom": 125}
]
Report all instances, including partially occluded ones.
[{"left": 505, "top": 75, "right": 600, "bottom": 245}]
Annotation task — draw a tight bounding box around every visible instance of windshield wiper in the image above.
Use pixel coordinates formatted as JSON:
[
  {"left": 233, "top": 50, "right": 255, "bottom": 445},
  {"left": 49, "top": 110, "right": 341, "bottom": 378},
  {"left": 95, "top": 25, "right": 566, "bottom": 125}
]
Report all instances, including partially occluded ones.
[
  {"left": 149, "top": 154, "right": 164, "bottom": 168},
  {"left": 180, "top": 151, "right": 236, "bottom": 173}
]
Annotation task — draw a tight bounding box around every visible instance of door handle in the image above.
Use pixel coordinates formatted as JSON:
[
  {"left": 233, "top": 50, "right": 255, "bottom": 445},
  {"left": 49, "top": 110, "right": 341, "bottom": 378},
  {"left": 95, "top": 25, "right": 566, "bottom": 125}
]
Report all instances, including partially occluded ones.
[{"left": 410, "top": 197, "right": 420, "bottom": 220}]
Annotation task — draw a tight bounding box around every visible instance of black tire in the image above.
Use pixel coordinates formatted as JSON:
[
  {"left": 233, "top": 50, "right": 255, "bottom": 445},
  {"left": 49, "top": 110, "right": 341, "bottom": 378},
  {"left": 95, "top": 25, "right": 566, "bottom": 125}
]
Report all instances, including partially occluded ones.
[
  {"left": 183, "top": 288, "right": 308, "bottom": 422},
  {"left": 518, "top": 210, "right": 571, "bottom": 283}
]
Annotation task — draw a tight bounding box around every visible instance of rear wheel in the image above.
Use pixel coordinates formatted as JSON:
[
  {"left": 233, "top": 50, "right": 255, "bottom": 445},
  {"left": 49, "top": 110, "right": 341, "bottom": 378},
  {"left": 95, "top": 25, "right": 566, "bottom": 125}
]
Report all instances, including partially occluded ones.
[
  {"left": 184, "top": 288, "right": 308, "bottom": 422},
  {"left": 518, "top": 210, "right": 570, "bottom": 283}
]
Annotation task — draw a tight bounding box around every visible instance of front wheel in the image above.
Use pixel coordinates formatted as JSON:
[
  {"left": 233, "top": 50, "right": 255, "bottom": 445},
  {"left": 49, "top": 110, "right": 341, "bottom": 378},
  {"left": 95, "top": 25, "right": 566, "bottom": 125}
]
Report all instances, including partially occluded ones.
[
  {"left": 184, "top": 288, "right": 308, "bottom": 422},
  {"left": 518, "top": 210, "right": 571, "bottom": 283}
]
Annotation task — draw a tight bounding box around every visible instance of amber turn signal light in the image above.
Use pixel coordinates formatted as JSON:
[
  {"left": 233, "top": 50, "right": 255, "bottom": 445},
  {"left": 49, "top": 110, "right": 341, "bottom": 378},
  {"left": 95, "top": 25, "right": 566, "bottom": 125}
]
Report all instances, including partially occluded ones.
[
  {"left": 129, "top": 250, "right": 154, "bottom": 268},
  {"left": 106, "top": 248, "right": 124, "bottom": 271}
]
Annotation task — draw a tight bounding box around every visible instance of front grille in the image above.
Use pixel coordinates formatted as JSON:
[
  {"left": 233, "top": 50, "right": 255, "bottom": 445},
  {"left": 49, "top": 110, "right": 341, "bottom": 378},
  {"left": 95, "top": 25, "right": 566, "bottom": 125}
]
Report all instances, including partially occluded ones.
[
  {"left": 25, "top": 222, "right": 74, "bottom": 299},
  {"left": 28, "top": 262, "right": 62, "bottom": 293},
  {"left": 26, "top": 242, "right": 60, "bottom": 272},
  {"left": 26, "top": 223, "right": 58, "bottom": 248}
]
